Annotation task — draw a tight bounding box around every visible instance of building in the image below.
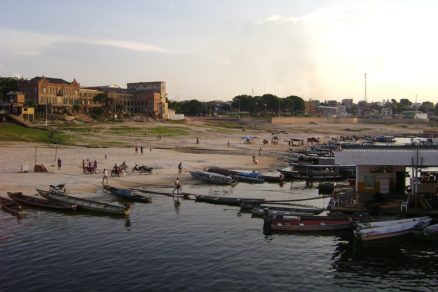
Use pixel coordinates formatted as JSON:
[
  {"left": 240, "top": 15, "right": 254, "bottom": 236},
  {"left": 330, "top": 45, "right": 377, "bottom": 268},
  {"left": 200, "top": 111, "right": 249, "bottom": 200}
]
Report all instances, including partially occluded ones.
[
  {"left": 127, "top": 81, "right": 169, "bottom": 119},
  {"left": 6, "top": 91, "right": 34, "bottom": 122},
  {"left": 335, "top": 145, "right": 438, "bottom": 213},
  {"left": 79, "top": 88, "right": 104, "bottom": 113},
  {"left": 305, "top": 99, "right": 319, "bottom": 115},
  {"left": 18, "top": 76, "right": 80, "bottom": 116}
]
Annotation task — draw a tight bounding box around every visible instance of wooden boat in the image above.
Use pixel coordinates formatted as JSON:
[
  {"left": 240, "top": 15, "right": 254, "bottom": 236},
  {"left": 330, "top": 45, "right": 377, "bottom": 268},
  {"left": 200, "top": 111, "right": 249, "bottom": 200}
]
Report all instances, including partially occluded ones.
[
  {"left": 233, "top": 174, "right": 264, "bottom": 184},
  {"left": 37, "top": 189, "right": 129, "bottom": 216},
  {"left": 103, "top": 185, "right": 151, "bottom": 203},
  {"left": 264, "top": 215, "right": 354, "bottom": 232},
  {"left": 354, "top": 216, "right": 432, "bottom": 241},
  {"left": 412, "top": 223, "right": 438, "bottom": 241},
  {"left": 7, "top": 192, "right": 77, "bottom": 211},
  {"left": 260, "top": 171, "right": 283, "bottom": 183},
  {"left": 205, "top": 167, "right": 233, "bottom": 176},
  {"left": 251, "top": 205, "right": 325, "bottom": 217},
  {"left": 0, "top": 197, "right": 23, "bottom": 217},
  {"left": 195, "top": 194, "right": 265, "bottom": 206},
  {"left": 190, "top": 170, "right": 237, "bottom": 185},
  {"left": 279, "top": 163, "right": 356, "bottom": 181}
]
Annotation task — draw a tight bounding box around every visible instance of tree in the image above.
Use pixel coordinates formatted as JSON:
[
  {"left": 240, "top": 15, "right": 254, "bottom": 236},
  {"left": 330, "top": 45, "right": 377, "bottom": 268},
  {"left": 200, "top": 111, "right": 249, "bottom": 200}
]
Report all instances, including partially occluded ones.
[
  {"left": 0, "top": 77, "right": 19, "bottom": 101},
  {"left": 180, "top": 99, "right": 203, "bottom": 115},
  {"left": 419, "top": 101, "right": 434, "bottom": 113},
  {"left": 93, "top": 93, "right": 109, "bottom": 107},
  {"left": 231, "top": 95, "right": 255, "bottom": 113},
  {"left": 285, "top": 95, "right": 305, "bottom": 114},
  {"left": 399, "top": 98, "right": 412, "bottom": 112}
]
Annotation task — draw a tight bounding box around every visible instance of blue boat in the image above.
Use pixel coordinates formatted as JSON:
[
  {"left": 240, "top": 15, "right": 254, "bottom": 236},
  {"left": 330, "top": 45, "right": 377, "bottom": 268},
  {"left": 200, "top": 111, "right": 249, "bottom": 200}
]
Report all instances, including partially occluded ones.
[
  {"left": 231, "top": 170, "right": 265, "bottom": 183},
  {"left": 103, "top": 185, "right": 151, "bottom": 203}
]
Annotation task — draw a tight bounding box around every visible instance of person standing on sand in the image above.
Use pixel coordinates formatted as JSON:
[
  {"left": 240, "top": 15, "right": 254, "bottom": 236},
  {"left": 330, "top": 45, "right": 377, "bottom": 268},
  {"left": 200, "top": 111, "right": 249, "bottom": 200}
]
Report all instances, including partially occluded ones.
[
  {"left": 57, "top": 158, "right": 62, "bottom": 170},
  {"left": 173, "top": 177, "right": 182, "bottom": 194},
  {"left": 259, "top": 147, "right": 262, "bottom": 156},
  {"left": 140, "top": 145, "right": 144, "bottom": 154},
  {"left": 102, "top": 169, "right": 109, "bottom": 185},
  {"left": 178, "top": 162, "right": 183, "bottom": 174},
  {"left": 135, "top": 146, "right": 138, "bottom": 154}
]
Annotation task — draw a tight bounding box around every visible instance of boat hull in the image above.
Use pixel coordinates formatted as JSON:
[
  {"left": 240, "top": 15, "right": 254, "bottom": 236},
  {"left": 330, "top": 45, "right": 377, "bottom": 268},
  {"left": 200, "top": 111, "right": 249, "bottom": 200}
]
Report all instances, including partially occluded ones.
[
  {"left": 8, "top": 192, "right": 77, "bottom": 210},
  {"left": 354, "top": 217, "right": 432, "bottom": 241},
  {"left": 268, "top": 217, "right": 353, "bottom": 232},
  {"left": 37, "top": 189, "right": 129, "bottom": 216},
  {"left": 103, "top": 186, "right": 151, "bottom": 203},
  {"left": 0, "top": 197, "right": 23, "bottom": 217}
]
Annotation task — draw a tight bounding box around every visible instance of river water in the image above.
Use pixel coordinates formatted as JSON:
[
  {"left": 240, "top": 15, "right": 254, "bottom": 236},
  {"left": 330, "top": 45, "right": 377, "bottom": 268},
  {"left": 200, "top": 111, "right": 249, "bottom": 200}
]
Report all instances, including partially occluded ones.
[{"left": 1, "top": 181, "right": 437, "bottom": 291}]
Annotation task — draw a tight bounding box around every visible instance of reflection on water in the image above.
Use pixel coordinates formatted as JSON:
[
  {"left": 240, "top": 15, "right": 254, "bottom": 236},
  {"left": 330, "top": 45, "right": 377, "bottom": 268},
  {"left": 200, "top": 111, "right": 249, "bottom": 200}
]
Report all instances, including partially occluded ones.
[{"left": 0, "top": 182, "right": 437, "bottom": 291}]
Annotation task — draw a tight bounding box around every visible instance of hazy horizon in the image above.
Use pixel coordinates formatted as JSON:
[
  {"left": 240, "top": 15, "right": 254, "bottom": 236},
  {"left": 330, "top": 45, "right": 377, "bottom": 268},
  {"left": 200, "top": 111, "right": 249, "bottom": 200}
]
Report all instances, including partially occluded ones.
[{"left": 1, "top": 0, "right": 437, "bottom": 103}]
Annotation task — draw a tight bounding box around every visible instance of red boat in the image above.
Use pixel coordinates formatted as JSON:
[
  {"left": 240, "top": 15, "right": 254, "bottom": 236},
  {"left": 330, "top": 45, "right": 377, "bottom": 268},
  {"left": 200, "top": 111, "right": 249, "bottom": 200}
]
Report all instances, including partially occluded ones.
[{"left": 264, "top": 215, "right": 354, "bottom": 233}]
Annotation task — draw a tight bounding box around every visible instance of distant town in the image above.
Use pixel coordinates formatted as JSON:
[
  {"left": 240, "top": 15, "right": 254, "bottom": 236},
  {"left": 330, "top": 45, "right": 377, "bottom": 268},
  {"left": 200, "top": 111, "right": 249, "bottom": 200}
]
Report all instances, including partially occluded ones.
[{"left": 0, "top": 75, "right": 437, "bottom": 123}]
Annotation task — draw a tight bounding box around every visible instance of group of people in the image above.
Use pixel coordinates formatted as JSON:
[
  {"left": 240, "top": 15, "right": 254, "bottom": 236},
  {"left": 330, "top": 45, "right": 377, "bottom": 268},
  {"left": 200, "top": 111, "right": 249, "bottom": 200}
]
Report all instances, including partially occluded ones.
[
  {"left": 83, "top": 159, "right": 98, "bottom": 174},
  {"left": 112, "top": 162, "right": 127, "bottom": 176},
  {"left": 135, "top": 145, "right": 144, "bottom": 154}
]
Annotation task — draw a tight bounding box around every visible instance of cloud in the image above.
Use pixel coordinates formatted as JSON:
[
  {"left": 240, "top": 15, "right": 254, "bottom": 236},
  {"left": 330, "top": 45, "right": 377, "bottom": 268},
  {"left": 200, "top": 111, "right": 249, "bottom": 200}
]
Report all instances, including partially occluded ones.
[
  {"left": 258, "top": 8, "right": 343, "bottom": 24},
  {"left": 0, "top": 29, "right": 173, "bottom": 56},
  {"left": 167, "top": 4, "right": 176, "bottom": 10},
  {"left": 92, "top": 39, "right": 173, "bottom": 54}
]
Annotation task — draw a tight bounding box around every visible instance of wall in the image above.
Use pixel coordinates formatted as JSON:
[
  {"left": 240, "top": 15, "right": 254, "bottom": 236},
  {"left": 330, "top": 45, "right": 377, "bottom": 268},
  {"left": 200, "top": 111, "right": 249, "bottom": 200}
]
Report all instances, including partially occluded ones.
[{"left": 271, "top": 117, "right": 358, "bottom": 124}]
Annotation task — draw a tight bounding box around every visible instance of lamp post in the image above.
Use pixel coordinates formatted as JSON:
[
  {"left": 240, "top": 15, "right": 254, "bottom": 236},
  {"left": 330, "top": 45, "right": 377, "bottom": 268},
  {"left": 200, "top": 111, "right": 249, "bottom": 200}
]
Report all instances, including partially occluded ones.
[{"left": 45, "top": 98, "right": 48, "bottom": 126}]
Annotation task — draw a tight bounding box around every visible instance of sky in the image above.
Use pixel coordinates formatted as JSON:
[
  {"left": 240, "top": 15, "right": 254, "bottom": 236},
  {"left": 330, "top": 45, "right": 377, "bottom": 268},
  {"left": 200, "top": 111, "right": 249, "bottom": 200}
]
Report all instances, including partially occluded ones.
[{"left": 1, "top": 0, "right": 438, "bottom": 102}]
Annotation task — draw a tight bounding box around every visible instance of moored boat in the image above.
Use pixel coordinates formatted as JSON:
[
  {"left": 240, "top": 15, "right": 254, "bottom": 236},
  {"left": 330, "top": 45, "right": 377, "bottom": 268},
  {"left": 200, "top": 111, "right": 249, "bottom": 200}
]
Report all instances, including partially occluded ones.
[
  {"left": 251, "top": 205, "right": 325, "bottom": 217},
  {"left": 37, "top": 189, "right": 129, "bottom": 216},
  {"left": 0, "top": 197, "right": 23, "bottom": 217},
  {"left": 412, "top": 223, "right": 438, "bottom": 241},
  {"left": 195, "top": 194, "right": 264, "bottom": 206},
  {"left": 354, "top": 216, "right": 432, "bottom": 241},
  {"left": 7, "top": 192, "right": 77, "bottom": 211},
  {"left": 264, "top": 215, "right": 354, "bottom": 233},
  {"left": 190, "top": 170, "right": 237, "bottom": 185},
  {"left": 103, "top": 185, "right": 151, "bottom": 203}
]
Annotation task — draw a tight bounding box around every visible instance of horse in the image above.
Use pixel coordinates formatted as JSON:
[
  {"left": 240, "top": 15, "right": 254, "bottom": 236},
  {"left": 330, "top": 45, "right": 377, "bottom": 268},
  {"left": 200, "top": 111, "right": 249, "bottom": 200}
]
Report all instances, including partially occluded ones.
[{"left": 307, "top": 137, "right": 319, "bottom": 145}]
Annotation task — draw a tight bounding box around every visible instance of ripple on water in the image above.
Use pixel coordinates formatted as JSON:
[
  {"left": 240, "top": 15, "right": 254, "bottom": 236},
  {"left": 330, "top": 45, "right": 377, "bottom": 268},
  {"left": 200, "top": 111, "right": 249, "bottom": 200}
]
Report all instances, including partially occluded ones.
[{"left": 0, "top": 184, "right": 437, "bottom": 291}]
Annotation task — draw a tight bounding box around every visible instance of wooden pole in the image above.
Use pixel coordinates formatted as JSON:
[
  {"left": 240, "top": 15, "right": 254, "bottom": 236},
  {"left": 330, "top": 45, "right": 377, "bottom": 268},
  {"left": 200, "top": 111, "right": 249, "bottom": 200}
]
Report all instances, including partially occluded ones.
[
  {"left": 54, "top": 145, "right": 58, "bottom": 162},
  {"left": 34, "top": 146, "right": 37, "bottom": 165}
]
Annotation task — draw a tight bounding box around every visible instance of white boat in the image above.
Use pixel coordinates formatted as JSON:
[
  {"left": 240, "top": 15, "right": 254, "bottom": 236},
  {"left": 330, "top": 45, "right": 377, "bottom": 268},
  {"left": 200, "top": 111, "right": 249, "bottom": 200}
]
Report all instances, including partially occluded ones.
[
  {"left": 412, "top": 223, "right": 438, "bottom": 241},
  {"left": 356, "top": 216, "right": 431, "bottom": 229},
  {"left": 354, "top": 216, "right": 432, "bottom": 241}
]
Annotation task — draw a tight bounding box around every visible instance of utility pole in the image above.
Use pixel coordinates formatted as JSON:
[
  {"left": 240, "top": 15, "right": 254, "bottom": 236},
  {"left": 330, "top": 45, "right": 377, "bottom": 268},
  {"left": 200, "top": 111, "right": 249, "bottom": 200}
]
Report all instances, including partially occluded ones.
[{"left": 364, "top": 73, "right": 367, "bottom": 103}]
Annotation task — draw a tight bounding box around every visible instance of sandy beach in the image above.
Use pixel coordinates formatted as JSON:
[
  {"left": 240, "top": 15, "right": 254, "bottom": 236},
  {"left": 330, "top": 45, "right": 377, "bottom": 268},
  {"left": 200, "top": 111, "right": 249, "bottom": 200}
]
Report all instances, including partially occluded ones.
[
  {"left": 0, "top": 118, "right": 428, "bottom": 197},
  {"left": 0, "top": 124, "right": 289, "bottom": 197}
]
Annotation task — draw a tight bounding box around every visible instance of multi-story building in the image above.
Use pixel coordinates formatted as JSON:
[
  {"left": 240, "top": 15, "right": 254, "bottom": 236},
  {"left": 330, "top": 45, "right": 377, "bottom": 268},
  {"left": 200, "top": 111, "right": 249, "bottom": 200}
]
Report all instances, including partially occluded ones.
[
  {"left": 18, "top": 76, "right": 81, "bottom": 115},
  {"left": 304, "top": 99, "right": 319, "bottom": 115},
  {"left": 127, "top": 81, "right": 168, "bottom": 119},
  {"left": 18, "top": 76, "right": 169, "bottom": 119}
]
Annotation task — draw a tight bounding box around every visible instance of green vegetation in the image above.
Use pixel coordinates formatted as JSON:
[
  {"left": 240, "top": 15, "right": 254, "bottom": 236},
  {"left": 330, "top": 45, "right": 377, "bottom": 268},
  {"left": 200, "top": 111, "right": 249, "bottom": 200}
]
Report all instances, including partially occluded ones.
[
  {"left": 0, "top": 123, "right": 74, "bottom": 144},
  {"left": 146, "top": 126, "right": 190, "bottom": 136}
]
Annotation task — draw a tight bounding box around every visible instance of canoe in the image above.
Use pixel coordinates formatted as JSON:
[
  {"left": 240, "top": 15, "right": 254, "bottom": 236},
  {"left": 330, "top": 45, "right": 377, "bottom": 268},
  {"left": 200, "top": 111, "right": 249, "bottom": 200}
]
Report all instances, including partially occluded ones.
[
  {"left": 7, "top": 192, "right": 77, "bottom": 211},
  {"left": 190, "top": 170, "right": 237, "bottom": 185},
  {"left": 205, "top": 167, "right": 233, "bottom": 176},
  {"left": 103, "top": 185, "right": 151, "bottom": 203},
  {"left": 0, "top": 197, "right": 23, "bottom": 217},
  {"left": 264, "top": 215, "right": 354, "bottom": 232},
  {"left": 233, "top": 174, "right": 265, "bottom": 184},
  {"left": 195, "top": 194, "right": 265, "bottom": 206},
  {"left": 37, "top": 189, "right": 129, "bottom": 216},
  {"left": 354, "top": 216, "right": 432, "bottom": 241},
  {"left": 251, "top": 205, "right": 325, "bottom": 217}
]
